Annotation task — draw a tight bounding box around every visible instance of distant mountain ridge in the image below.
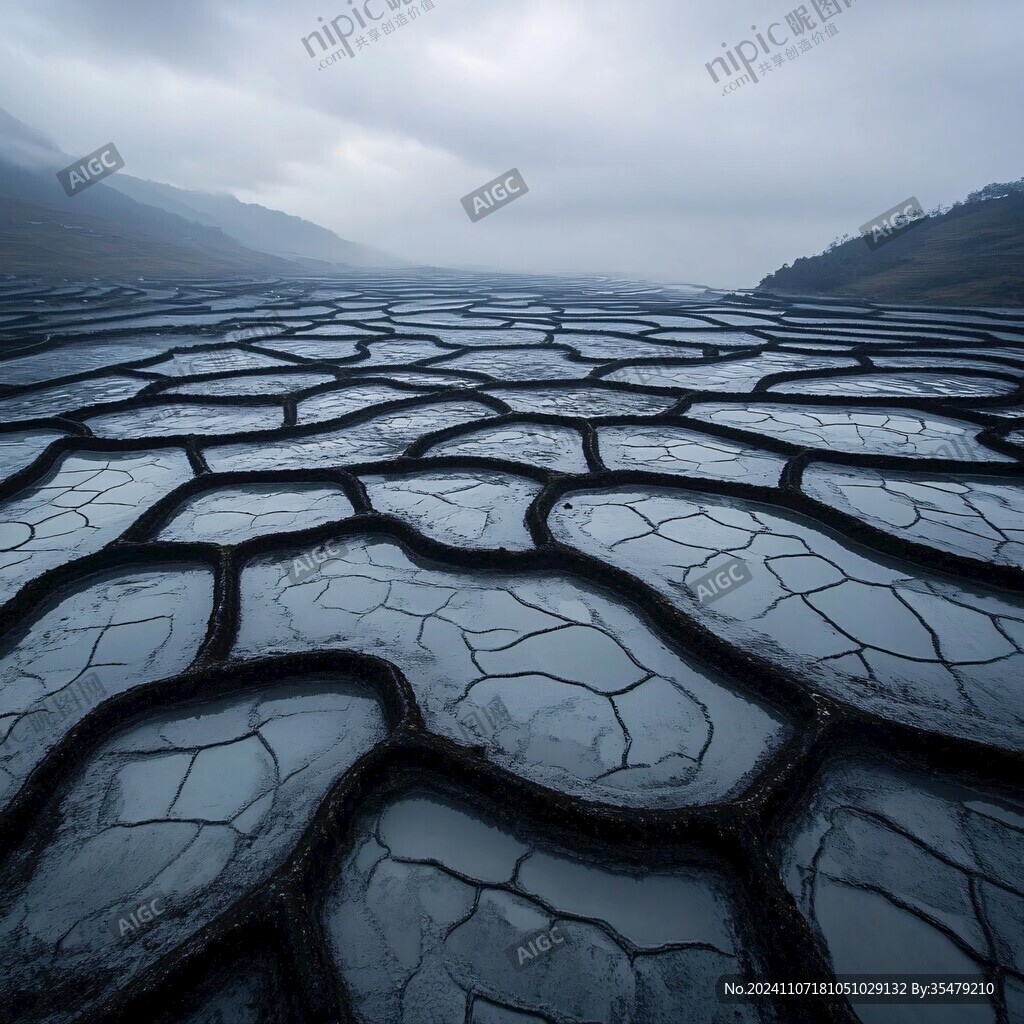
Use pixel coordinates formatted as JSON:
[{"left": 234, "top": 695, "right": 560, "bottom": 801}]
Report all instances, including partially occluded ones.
[
  {"left": 756, "top": 179, "right": 1024, "bottom": 307},
  {"left": 107, "top": 175, "right": 402, "bottom": 270},
  {"left": 0, "top": 108, "right": 402, "bottom": 279}
]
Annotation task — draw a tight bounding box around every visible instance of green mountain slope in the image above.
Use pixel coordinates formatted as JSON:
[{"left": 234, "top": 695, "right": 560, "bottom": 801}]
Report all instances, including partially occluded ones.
[
  {"left": 0, "top": 107, "right": 400, "bottom": 280},
  {"left": 757, "top": 182, "right": 1024, "bottom": 307},
  {"left": 0, "top": 196, "right": 298, "bottom": 279},
  {"left": 108, "top": 175, "right": 403, "bottom": 270}
]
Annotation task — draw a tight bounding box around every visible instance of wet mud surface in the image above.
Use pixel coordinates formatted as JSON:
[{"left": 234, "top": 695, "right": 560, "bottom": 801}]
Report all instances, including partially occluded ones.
[{"left": 0, "top": 273, "right": 1022, "bottom": 1023}]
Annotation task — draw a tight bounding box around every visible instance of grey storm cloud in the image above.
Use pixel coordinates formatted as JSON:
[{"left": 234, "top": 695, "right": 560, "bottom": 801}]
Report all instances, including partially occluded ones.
[{"left": 0, "top": 0, "right": 1022, "bottom": 286}]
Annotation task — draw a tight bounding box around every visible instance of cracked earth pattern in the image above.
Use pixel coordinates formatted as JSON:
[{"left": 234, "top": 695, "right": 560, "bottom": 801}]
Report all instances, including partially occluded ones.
[{"left": 0, "top": 273, "right": 1022, "bottom": 1023}]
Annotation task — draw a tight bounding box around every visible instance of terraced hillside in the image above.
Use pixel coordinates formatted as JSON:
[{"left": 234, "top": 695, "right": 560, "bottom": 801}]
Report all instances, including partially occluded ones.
[{"left": 0, "top": 273, "right": 1021, "bottom": 1024}]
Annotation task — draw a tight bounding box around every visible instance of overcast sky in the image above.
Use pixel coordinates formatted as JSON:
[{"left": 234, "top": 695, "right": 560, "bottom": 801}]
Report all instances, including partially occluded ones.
[{"left": 0, "top": 0, "right": 1021, "bottom": 288}]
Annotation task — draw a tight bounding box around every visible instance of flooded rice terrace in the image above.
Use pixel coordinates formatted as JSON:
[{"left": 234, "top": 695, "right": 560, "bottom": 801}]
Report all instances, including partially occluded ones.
[{"left": 0, "top": 271, "right": 1022, "bottom": 1023}]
